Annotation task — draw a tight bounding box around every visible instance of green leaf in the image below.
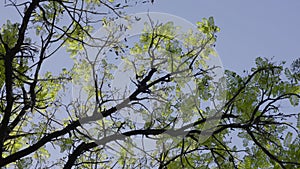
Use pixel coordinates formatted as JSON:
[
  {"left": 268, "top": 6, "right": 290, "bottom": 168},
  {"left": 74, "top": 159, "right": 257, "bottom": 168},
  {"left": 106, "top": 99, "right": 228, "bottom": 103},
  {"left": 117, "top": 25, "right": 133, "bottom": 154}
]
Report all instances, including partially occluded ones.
[
  {"left": 284, "top": 132, "right": 293, "bottom": 147},
  {"left": 289, "top": 95, "right": 299, "bottom": 106}
]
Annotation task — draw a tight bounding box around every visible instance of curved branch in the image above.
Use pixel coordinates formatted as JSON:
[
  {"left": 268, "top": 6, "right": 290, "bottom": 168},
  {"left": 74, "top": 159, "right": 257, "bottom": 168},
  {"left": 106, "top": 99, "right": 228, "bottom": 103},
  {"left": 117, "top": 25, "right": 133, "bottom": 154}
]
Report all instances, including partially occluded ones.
[
  {"left": 0, "top": 121, "right": 80, "bottom": 167},
  {"left": 246, "top": 128, "right": 286, "bottom": 169},
  {"left": 0, "top": 0, "right": 40, "bottom": 159}
]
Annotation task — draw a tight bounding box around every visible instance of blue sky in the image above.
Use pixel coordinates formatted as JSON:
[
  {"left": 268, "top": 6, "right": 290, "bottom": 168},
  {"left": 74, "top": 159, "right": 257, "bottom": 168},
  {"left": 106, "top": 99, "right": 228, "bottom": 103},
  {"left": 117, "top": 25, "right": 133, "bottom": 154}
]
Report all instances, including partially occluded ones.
[
  {"left": 1, "top": 1, "right": 300, "bottom": 73},
  {"left": 0, "top": 1, "right": 299, "bottom": 165},
  {"left": 133, "top": 0, "right": 300, "bottom": 72}
]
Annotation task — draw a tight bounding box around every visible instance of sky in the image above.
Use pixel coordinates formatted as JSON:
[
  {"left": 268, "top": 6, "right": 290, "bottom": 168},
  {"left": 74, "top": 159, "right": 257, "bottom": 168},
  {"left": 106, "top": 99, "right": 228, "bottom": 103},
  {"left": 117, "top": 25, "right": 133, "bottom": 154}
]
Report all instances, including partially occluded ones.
[
  {"left": 1, "top": 0, "right": 300, "bottom": 73},
  {"left": 0, "top": 0, "right": 299, "bottom": 166},
  {"left": 0, "top": 0, "right": 299, "bottom": 136},
  {"left": 133, "top": 0, "right": 300, "bottom": 73}
]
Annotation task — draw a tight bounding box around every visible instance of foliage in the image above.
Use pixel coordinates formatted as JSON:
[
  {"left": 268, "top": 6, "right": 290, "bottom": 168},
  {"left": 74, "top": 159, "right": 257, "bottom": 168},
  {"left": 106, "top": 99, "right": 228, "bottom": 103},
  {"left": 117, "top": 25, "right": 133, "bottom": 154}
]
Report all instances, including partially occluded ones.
[{"left": 0, "top": 0, "right": 299, "bottom": 168}]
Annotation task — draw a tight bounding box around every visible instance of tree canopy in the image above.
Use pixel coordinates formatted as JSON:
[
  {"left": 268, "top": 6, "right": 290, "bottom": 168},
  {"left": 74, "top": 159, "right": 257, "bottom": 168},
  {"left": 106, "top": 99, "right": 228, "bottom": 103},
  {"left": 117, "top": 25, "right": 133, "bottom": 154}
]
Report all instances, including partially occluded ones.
[{"left": 0, "top": 0, "right": 299, "bottom": 168}]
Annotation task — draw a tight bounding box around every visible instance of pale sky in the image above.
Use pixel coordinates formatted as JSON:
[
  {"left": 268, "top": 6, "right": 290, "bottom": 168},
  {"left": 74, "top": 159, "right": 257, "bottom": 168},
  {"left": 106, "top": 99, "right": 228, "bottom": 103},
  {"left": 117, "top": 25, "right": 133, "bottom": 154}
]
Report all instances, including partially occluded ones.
[
  {"left": 0, "top": 1, "right": 299, "bottom": 166},
  {"left": 133, "top": 0, "right": 300, "bottom": 72},
  {"left": 1, "top": 0, "right": 299, "bottom": 72}
]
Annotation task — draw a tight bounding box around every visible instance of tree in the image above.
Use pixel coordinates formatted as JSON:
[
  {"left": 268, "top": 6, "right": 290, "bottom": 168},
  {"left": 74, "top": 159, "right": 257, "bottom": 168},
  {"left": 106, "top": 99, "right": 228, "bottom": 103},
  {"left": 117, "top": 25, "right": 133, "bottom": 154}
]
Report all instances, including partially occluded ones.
[{"left": 0, "top": 0, "right": 299, "bottom": 168}]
